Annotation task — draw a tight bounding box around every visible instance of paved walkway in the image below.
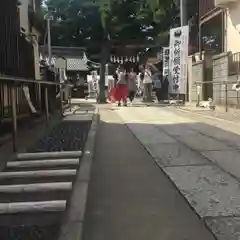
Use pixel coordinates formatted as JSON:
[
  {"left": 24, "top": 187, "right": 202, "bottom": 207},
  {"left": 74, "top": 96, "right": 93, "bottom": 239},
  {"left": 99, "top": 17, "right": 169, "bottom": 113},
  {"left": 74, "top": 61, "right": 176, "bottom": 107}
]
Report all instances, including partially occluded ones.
[
  {"left": 83, "top": 106, "right": 215, "bottom": 240},
  {"left": 115, "top": 105, "right": 240, "bottom": 240}
]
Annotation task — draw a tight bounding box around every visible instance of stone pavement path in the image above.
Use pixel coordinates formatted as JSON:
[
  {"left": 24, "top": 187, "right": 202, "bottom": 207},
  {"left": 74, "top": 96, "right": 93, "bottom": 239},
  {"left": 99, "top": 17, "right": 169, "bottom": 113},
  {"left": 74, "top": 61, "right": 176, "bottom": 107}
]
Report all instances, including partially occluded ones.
[
  {"left": 116, "top": 106, "right": 240, "bottom": 240},
  {"left": 83, "top": 106, "right": 215, "bottom": 240}
]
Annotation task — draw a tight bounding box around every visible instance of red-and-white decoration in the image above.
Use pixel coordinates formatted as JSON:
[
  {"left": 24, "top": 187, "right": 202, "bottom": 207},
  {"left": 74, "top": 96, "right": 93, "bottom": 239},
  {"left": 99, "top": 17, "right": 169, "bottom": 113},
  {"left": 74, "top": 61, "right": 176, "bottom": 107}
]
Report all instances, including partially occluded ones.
[{"left": 109, "top": 55, "right": 140, "bottom": 63}]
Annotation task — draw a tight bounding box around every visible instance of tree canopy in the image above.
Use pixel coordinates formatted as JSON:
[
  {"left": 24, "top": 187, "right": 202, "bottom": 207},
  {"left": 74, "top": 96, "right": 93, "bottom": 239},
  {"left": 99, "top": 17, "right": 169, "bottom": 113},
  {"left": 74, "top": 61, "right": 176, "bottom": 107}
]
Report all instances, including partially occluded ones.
[{"left": 44, "top": 0, "right": 179, "bottom": 50}]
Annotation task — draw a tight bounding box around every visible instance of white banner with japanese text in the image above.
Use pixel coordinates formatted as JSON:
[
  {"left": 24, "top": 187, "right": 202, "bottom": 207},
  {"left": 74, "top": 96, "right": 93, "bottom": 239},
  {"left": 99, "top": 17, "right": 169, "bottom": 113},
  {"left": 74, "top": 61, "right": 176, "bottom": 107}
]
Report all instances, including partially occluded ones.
[
  {"left": 169, "top": 25, "right": 189, "bottom": 94},
  {"left": 162, "top": 47, "right": 170, "bottom": 77}
]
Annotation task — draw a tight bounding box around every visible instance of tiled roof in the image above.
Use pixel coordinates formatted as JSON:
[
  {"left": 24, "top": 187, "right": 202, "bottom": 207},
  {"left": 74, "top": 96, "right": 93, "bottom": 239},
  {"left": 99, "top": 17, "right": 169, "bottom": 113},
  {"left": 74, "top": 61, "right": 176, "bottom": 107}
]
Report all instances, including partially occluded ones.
[{"left": 40, "top": 55, "right": 89, "bottom": 71}]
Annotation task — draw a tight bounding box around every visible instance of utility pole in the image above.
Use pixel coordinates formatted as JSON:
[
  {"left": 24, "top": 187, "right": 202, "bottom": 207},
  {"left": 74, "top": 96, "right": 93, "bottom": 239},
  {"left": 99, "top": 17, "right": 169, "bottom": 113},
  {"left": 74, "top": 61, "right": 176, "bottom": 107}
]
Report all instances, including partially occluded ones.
[
  {"left": 180, "top": 0, "right": 187, "bottom": 26},
  {"left": 44, "top": 9, "right": 53, "bottom": 67}
]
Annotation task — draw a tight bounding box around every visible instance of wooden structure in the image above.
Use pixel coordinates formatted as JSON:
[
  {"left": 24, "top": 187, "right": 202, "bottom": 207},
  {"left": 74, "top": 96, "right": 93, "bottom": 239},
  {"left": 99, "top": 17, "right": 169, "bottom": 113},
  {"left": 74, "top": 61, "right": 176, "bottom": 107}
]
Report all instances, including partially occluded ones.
[{"left": 0, "top": 0, "right": 36, "bottom": 78}]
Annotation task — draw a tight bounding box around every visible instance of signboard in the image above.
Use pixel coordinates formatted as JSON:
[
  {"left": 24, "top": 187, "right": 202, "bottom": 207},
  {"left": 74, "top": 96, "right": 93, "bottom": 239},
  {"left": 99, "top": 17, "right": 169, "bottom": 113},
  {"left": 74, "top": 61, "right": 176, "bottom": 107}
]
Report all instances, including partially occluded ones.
[
  {"left": 55, "top": 58, "right": 66, "bottom": 69},
  {"left": 169, "top": 25, "right": 189, "bottom": 94},
  {"left": 162, "top": 47, "right": 169, "bottom": 77}
]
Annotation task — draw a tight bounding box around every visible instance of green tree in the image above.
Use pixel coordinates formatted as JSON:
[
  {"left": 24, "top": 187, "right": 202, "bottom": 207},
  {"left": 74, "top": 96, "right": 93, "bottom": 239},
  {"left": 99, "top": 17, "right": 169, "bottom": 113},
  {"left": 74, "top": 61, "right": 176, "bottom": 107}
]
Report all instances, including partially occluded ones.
[
  {"left": 44, "top": 0, "right": 179, "bottom": 102},
  {"left": 44, "top": 0, "right": 179, "bottom": 48}
]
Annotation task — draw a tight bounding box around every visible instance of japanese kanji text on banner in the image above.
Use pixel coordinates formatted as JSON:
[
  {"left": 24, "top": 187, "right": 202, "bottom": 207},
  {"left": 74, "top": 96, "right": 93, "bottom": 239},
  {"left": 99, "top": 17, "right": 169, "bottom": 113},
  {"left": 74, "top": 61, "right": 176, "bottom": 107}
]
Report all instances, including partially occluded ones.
[
  {"left": 162, "top": 47, "right": 169, "bottom": 77},
  {"left": 169, "top": 25, "right": 189, "bottom": 94}
]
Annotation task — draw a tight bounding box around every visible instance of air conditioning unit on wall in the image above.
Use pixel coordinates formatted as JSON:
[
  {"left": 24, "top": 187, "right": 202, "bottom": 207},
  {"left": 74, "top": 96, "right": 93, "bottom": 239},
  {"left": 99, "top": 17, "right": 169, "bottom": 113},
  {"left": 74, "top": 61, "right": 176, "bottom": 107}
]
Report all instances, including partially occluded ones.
[{"left": 215, "top": 0, "right": 238, "bottom": 7}]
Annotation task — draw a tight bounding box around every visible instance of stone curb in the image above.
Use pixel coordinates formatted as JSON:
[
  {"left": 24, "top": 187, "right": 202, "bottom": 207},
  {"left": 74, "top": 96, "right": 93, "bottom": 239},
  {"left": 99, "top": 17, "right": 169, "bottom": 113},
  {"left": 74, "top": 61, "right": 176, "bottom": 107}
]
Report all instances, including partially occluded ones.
[{"left": 58, "top": 107, "right": 100, "bottom": 240}]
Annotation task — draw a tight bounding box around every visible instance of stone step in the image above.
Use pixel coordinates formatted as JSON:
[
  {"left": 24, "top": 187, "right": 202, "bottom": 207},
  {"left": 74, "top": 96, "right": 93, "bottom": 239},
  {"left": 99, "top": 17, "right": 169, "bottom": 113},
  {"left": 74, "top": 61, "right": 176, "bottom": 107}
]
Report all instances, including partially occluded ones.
[
  {"left": 15, "top": 151, "right": 82, "bottom": 160},
  {"left": 0, "top": 175, "right": 75, "bottom": 185},
  {"left": 0, "top": 169, "right": 77, "bottom": 180},
  {"left": 6, "top": 159, "right": 80, "bottom": 169},
  {"left": 0, "top": 182, "right": 72, "bottom": 193},
  {"left": 0, "top": 200, "right": 66, "bottom": 214}
]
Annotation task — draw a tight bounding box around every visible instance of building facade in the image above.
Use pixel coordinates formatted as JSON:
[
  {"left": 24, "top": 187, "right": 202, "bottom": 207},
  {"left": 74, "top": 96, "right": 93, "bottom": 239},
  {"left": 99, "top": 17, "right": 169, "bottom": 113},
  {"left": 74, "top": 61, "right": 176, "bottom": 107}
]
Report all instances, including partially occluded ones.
[
  {"left": 199, "top": 0, "right": 240, "bottom": 54},
  {"left": 0, "top": 0, "right": 43, "bottom": 121}
]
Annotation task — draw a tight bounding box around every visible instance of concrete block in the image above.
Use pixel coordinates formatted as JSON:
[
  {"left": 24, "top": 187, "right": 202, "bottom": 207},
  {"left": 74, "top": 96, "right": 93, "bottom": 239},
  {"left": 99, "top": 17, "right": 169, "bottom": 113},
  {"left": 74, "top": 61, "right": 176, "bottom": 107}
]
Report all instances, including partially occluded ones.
[
  {"left": 201, "top": 150, "right": 240, "bottom": 180},
  {"left": 206, "top": 217, "right": 240, "bottom": 240},
  {"left": 145, "top": 143, "right": 210, "bottom": 167},
  {"left": 164, "top": 165, "right": 240, "bottom": 217},
  {"left": 176, "top": 133, "right": 232, "bottom": 151}
]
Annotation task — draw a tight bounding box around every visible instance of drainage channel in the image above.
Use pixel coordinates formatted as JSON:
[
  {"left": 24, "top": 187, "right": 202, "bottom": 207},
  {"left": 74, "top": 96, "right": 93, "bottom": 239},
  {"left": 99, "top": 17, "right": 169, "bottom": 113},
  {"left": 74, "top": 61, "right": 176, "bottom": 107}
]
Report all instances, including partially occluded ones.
[{"left": 0, "top": 119, "right": 92, "bottom": 240}]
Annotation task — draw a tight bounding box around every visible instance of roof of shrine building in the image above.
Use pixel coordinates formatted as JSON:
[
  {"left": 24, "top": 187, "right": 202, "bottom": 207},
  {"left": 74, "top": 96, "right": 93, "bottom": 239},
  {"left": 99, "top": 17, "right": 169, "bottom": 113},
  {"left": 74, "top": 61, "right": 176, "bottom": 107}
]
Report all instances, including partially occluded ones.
[{"left": 40, "top": 56, "right": 89, "bottom": 71}]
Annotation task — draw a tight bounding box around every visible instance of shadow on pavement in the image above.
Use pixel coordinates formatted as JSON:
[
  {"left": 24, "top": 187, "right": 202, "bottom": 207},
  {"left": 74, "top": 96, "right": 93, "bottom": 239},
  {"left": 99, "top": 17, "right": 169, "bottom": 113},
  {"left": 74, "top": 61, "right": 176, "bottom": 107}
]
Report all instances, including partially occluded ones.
[{"left": 85, "top": 111, "right": 240, "bottom": 240}]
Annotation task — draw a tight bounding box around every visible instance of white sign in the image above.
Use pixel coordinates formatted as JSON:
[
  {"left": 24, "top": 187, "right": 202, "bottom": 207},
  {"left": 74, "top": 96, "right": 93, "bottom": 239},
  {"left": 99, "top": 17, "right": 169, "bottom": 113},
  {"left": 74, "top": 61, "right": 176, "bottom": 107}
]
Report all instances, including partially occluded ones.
[
  {"left": 162, "top": 47, "right": 169, "bottom": 77},
  {"left": 55, "top": 58, "right": 66, "bottom": 69},
  {"left": 169, "top": 25, "right": 189, "bottom": 94}
]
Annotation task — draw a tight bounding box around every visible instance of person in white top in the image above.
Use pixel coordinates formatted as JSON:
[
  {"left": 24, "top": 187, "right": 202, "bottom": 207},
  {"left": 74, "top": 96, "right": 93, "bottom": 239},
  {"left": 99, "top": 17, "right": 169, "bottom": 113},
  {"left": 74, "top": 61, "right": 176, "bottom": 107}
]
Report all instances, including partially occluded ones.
[
  {"left": 142, "top": 64, "right": 153, "bottom": 102},
  {"left": 139, "top": 63, "right": 160, "bottom": 102}
]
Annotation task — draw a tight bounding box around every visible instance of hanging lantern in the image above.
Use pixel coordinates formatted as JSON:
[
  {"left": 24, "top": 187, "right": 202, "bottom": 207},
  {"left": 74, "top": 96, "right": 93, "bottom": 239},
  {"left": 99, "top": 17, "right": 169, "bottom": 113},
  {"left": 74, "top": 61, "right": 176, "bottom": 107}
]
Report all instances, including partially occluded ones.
[
  {"left": 125, "top": 56, "right": 128, "bottom": 62},
  {"left": 136, "top": 55, "right": 139, "bottom": 62},
  {"left": 132, "top": 56, "right": 135, "bottom": 63},
  {"left": 113, "top": 56, "right": 117, "bottom": 63}
]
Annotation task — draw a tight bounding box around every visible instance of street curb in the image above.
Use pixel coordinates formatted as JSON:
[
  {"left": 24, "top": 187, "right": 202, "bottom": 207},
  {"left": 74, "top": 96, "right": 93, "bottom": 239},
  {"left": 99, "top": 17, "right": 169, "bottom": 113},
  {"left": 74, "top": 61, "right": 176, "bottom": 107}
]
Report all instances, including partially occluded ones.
[{"left": 58, "top": 107, "right": 100, "bottom": 240}]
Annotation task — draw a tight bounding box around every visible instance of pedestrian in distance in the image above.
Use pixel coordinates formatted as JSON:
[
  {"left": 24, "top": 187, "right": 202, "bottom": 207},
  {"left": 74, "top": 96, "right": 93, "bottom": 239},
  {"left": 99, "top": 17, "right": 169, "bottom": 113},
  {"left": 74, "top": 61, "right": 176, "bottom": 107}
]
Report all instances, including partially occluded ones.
[
  {"left": 128, "top": 68, "right": 137, "bottom": 106},
  {"left": 152, "top": 72, "right": 162, "bottom": 103},
  {"left": 115, "top": 66, "right": 128, "bottom": 107}
]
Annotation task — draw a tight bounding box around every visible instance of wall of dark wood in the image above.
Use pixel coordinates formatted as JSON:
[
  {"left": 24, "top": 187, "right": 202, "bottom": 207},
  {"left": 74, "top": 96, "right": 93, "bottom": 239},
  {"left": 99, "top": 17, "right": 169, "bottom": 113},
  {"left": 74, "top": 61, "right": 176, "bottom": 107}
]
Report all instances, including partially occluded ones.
[
  {"left": 0, "top": 0, "right": 35, "bottom": 79},
  {"left": 199, "top": 0, "right": 215, "bottom": 18}
]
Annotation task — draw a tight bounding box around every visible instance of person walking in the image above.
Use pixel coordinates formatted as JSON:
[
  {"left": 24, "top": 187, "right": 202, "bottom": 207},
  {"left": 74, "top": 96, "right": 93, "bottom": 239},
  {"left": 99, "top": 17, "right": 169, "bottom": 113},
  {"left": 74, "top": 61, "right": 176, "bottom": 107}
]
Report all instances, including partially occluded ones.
[
  {"left": 109, "top": 72, "right": 118, "bottom": 103},
  {"left": 128, "top": 68, "right": 137, "bottom": 105},
  {"left": 141, "top": 64, "right": 153, "bottom": 102},
  {"left": 138, "top": 65, "right": 145, "bottom": 97},
  {"left": 116, "top": 66, "right": 128, "bottom": 106},
  {"left": 153, "top": 72, "right": 162, "bottom": 103},
  {"left": 161, "top": 74, "right": 169, "bottom": 101}
]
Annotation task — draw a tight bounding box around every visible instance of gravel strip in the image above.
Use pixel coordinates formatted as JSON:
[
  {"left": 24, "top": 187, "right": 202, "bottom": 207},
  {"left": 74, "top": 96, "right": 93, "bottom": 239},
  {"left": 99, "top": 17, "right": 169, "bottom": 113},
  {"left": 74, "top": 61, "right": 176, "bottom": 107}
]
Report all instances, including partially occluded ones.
[
  {"left": 0, "top": 225, "right": 60, "bottom": 240},
  {"left": 28, "top": 121, "right": 92, "bottom": 153}
]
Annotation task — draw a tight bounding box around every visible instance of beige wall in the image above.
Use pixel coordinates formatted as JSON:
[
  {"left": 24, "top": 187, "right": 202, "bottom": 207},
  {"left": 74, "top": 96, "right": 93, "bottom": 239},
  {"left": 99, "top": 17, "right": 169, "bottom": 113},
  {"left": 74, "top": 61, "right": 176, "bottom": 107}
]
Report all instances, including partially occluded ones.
[
  {"left": 19, "top": 0, "right": 41, "bottom": 80},
  {"left": 19, "top": 0, "right": 30, "bottom": 34},
  {"left": 226, "top": 2, "right": 240, "bottom": 53}
]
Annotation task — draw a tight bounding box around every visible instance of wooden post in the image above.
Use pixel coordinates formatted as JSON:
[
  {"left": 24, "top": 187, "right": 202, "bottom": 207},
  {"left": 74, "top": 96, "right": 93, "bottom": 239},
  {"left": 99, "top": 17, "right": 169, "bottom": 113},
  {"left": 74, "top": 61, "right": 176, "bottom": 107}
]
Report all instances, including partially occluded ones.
[
  {"left": 38, "top": 83, "right": 42, "bottom": 111},
  {"left": 225, "top": 81, "right": 228, "bottom": 112},
  {"left": 10, "top": 85, "right": 17, "bottom": 152},
  {"left": 44, "top": 86, "right": 49, "bottom": 123},
  {"left": 60, "top": 84, "right": 64, "bottom": 117}
]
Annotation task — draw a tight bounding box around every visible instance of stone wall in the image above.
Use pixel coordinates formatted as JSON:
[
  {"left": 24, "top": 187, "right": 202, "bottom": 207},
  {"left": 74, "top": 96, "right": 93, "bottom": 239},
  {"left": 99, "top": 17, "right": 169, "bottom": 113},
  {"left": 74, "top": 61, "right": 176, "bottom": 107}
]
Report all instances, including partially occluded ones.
[
  {"left": 187, "top": 52, "right": 240, "bottom": 107},
  {"left": 212, "top": 53, "right": 230, "bottom": 105},
  {"left": 191, "top": 60, "right": 204, "bottom": 102}
]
